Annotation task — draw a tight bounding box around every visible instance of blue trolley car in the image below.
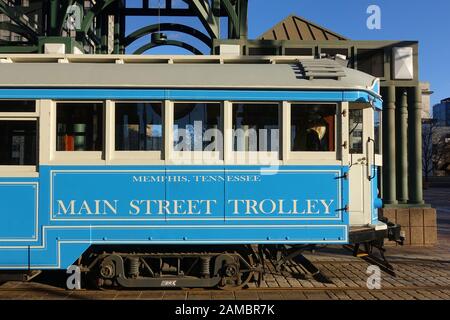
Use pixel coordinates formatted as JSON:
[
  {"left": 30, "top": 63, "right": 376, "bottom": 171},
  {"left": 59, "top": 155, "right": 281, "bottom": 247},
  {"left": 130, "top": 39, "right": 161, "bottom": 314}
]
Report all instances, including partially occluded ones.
[{"left": 0, "top": 55, "right": 402, "bottom": 288}]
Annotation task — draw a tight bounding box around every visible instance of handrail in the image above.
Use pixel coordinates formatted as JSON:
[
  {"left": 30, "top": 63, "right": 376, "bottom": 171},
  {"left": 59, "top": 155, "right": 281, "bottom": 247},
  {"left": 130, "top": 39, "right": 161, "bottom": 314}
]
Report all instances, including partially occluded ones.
[{"left": 367, "top": 137, "right": 376, "bottom": 181}]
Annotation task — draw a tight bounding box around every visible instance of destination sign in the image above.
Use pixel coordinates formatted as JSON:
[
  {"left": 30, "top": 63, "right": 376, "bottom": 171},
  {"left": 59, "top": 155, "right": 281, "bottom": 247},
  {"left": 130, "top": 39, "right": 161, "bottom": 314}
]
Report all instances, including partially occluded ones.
[{"left": 50, "top": 170, "right": 343, "bottom": 221}]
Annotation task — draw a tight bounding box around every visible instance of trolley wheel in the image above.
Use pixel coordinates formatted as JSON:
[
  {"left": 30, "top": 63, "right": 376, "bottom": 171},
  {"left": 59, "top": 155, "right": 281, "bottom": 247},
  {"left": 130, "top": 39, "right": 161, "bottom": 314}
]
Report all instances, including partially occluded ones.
[{"left": 217, "top": 253, "right": 255, "bottom": 290}]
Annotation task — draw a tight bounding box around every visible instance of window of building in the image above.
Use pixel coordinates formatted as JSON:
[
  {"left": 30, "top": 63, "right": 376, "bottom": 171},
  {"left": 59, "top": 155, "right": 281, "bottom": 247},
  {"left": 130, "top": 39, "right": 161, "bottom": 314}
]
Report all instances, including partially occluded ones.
[
  {"left": 56, "top": 103, "right": 103, "bottom": 151},
  {"left": 0, "top": 100, "right": 36, "bottom": 113},
  {"left": 173, "top": 103, "right": 222, "bottom": 152},
  {"left": 115, "top": 102, "right": 162, "bottom": 151},
  {"left": 248, "top": 47, "right": 279, "bottom": 56},
  {"left": 233, "top": 103, "right": 279, "bottom": 152},
  {"left": 285, "top": 48, "right": 313, "bottom": 56},
  {"left": 321, "top": 48, "right": 349, "bottom": 58},
  {"left": 0, "top": 120, "right": 37, "bottom": 165},
  {"left": 357, "top": 49, "right": 385, "bottom": 78},
  {"left": 291, "top": 104, "right": 336, "bottom": 152},
  {"left": 349, "top": 109, "right": 363, "bottom": 154}
]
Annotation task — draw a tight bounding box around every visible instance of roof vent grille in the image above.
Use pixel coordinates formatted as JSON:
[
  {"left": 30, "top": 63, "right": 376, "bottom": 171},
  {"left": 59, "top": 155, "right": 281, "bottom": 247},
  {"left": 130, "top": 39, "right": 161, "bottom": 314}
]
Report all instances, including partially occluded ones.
[{"left": 296, "top": 59, "right": 346, "bottom": 80}]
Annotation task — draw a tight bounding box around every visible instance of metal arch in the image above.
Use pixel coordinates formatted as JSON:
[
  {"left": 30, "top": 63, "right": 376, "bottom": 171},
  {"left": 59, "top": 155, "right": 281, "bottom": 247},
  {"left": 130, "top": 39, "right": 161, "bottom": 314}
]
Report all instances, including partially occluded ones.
[
  {"left": 133, "top": 39, "right": 204, "bottom": 55},
  {"left": 79, "top": 0, "right": 246, "bottom": 43},
  {"left": 57, "top": 0, "right": 75, "bottom": 34},
  {"left": 124, "top": 23, "right": 212, "bottom": 47},
  {"left": 221, "top": 0, "right": 239, "bottom": 38},
  {"left": 0, "top": 22, "right": 37, "bottom": 43},
  {"left": 237, "top": 0, "right": 248, "bottom": 38}
]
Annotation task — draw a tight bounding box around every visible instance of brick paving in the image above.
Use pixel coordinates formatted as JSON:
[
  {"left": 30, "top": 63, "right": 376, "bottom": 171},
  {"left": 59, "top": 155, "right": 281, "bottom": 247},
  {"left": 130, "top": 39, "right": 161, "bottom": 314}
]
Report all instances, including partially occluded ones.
[{"left": 0, "top": 188, "right": 449, "bottom": 300}]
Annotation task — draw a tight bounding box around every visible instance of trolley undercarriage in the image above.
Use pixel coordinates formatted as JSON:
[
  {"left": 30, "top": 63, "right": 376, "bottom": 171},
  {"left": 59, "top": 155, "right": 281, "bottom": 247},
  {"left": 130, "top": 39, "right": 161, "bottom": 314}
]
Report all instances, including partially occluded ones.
[{"left": 71, "top": 222, "right": 404, "bottom": 290}]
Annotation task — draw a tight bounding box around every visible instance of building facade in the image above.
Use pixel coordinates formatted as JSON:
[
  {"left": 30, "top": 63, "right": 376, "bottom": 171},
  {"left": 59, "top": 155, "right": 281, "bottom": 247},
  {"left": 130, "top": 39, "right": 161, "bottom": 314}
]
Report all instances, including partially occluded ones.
[
  {"left": 433, "top": 98, "right": 450, "bottom": 126},
  {"left": 421, "top": 82, "right": 433, "bottom": 119}
]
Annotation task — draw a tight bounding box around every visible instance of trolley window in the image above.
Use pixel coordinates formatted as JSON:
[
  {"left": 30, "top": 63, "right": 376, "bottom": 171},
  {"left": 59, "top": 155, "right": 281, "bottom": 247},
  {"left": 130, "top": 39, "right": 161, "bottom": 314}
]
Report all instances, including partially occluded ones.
[
  {"left": 349, "top": 109, "right": 363, "bottom": 154},
  {"left": 173, "top": 102, "right": 222, "bottom": 152},
  {"left": 56, "top": 103, "right": 104, "bottom": 152},
  {"left": 0, "top": 100, "right": 36, "bottom": 113},
  {"left": 374, "top": 109, "right": 382, "bottom": 154},
  {"left": 0, "top": 120, "right": 37, "bottom": 165},
  {"left": 232, "top": 103, "right": 279, "bottom": 152},
  {"left": 291, "top": 104, "right": 336, "bottom": 152},
  {"left": 115, "top": 102, "right": 163, "bottom": 151}
]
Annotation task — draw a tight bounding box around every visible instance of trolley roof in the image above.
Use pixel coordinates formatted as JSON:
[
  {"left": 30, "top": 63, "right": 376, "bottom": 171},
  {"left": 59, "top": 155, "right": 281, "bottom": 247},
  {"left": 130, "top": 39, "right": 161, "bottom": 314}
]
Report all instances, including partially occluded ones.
[{"left": 0, "top": 54, "right": 380, "bottom": 96}]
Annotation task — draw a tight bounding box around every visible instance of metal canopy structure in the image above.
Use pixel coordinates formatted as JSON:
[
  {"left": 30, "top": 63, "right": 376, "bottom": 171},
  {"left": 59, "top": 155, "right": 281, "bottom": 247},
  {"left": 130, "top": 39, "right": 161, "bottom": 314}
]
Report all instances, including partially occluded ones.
[{"left": 0, "top": 0, "right": 248, "bottom": 54}]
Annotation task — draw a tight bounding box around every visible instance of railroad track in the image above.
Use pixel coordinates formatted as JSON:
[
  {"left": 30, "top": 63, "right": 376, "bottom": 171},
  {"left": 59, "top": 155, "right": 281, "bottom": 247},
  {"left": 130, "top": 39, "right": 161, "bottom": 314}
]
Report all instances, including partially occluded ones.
[
  {"left": 1, "top": 258, "right": 449, "bottom": 295},
  {"left": 1, "top": 285, "right": 450, "bottom": 293}
]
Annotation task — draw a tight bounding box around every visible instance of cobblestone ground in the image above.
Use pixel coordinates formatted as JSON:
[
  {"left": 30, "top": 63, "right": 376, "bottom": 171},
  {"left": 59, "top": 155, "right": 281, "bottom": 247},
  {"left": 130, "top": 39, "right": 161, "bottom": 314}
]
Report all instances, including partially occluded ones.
[{"left": 0, "top": 188, "right": 449, "bottom": 300}]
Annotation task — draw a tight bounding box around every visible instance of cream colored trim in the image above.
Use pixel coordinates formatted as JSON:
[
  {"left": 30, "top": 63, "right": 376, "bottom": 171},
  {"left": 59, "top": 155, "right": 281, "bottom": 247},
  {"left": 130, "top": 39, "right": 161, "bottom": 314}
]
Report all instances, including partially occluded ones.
[
  {"left": 289, "top": 152, "right": 338, "bottom": 161},
  {"left": 0, "top": 166, "right": 38, "bottom": 177},
  {"left": 341, "top": 102, "right": 350, "bottom": 165},
  {"left": 39, "top": 100, "right": 52, "bottom": 164},
  {"left": 366, "top": 107, "right": 376, "bottom": 176},
  {"left": 105, "top": 100, "right": 114, "bottom": 163},
  {"left": 164, "top": 100, "right": 173, "bottom": 162},
  {"left": 224, "top": 101, "right": 233, "bottom": 164},
  {"left": 229, "top": 151, "right": 280, "bottom": 165},
  {"left": 283, "top": 159, "right": 342, "bottom": 166},
  {"left": 54, "top": 151, "right": 104, "bottom": 161},
  {"left": 0, "top": 117, "right": 36, "bottom": 121},
  {"left": 168, "top": 152, "right": 223, "bottom": 166},
  {"left": 106, "top": 158, "right": 165, "bottom": 165},
  {"left": 113, "top": 151, "right": 163, "bottom": 161},
  {"left": 374, "top": 109, "right": 383, "bottom": 166},
  {"left": 282, "top": 101, "right": 290, "bottom": 162},
  {"left": 0, "top": 113, "right": 38, "bottom": 118},
  {"left": 375, "top": 154, "right": 383, "bottom": 167}
]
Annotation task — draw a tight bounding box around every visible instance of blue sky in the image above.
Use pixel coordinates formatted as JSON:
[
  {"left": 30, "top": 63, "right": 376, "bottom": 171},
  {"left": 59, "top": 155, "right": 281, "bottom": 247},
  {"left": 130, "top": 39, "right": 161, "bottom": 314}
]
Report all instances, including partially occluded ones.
[{"left": 126, "top": 0, "right": 450, "bottom": 106}]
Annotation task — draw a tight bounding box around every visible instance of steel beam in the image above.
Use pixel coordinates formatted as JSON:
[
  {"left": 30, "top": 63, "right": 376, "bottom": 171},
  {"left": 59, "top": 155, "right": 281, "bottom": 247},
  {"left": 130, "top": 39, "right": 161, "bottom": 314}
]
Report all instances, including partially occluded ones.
[
  {"left": 81, "top": 0, "right": 118, "bottom": 34},
  {"left": 238, "top": 0, "right": 248, "bottom": 39},
  {"left": 186, "top": 0, "right": 220, "bottom": 39},
  {"left": 221, "top": 0, "right": 239, "bottom": 38},
  {"left": 48, "top": 0, "right": 59, "bottom": 35},
  {"left": 0, "top": 1, "right": 39, "bottom": 39},
  {"left": 58, "top": 0, "right": 75, "bottom": 34},
  {"left": 0, "top": 44, "right": 38, "bottom": 53},
  {"left": 0, "top": 21, "right": 37, "bottom": 42},
  {"left": 113, "top": 4, "right": 120, "bottom": 54}
]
